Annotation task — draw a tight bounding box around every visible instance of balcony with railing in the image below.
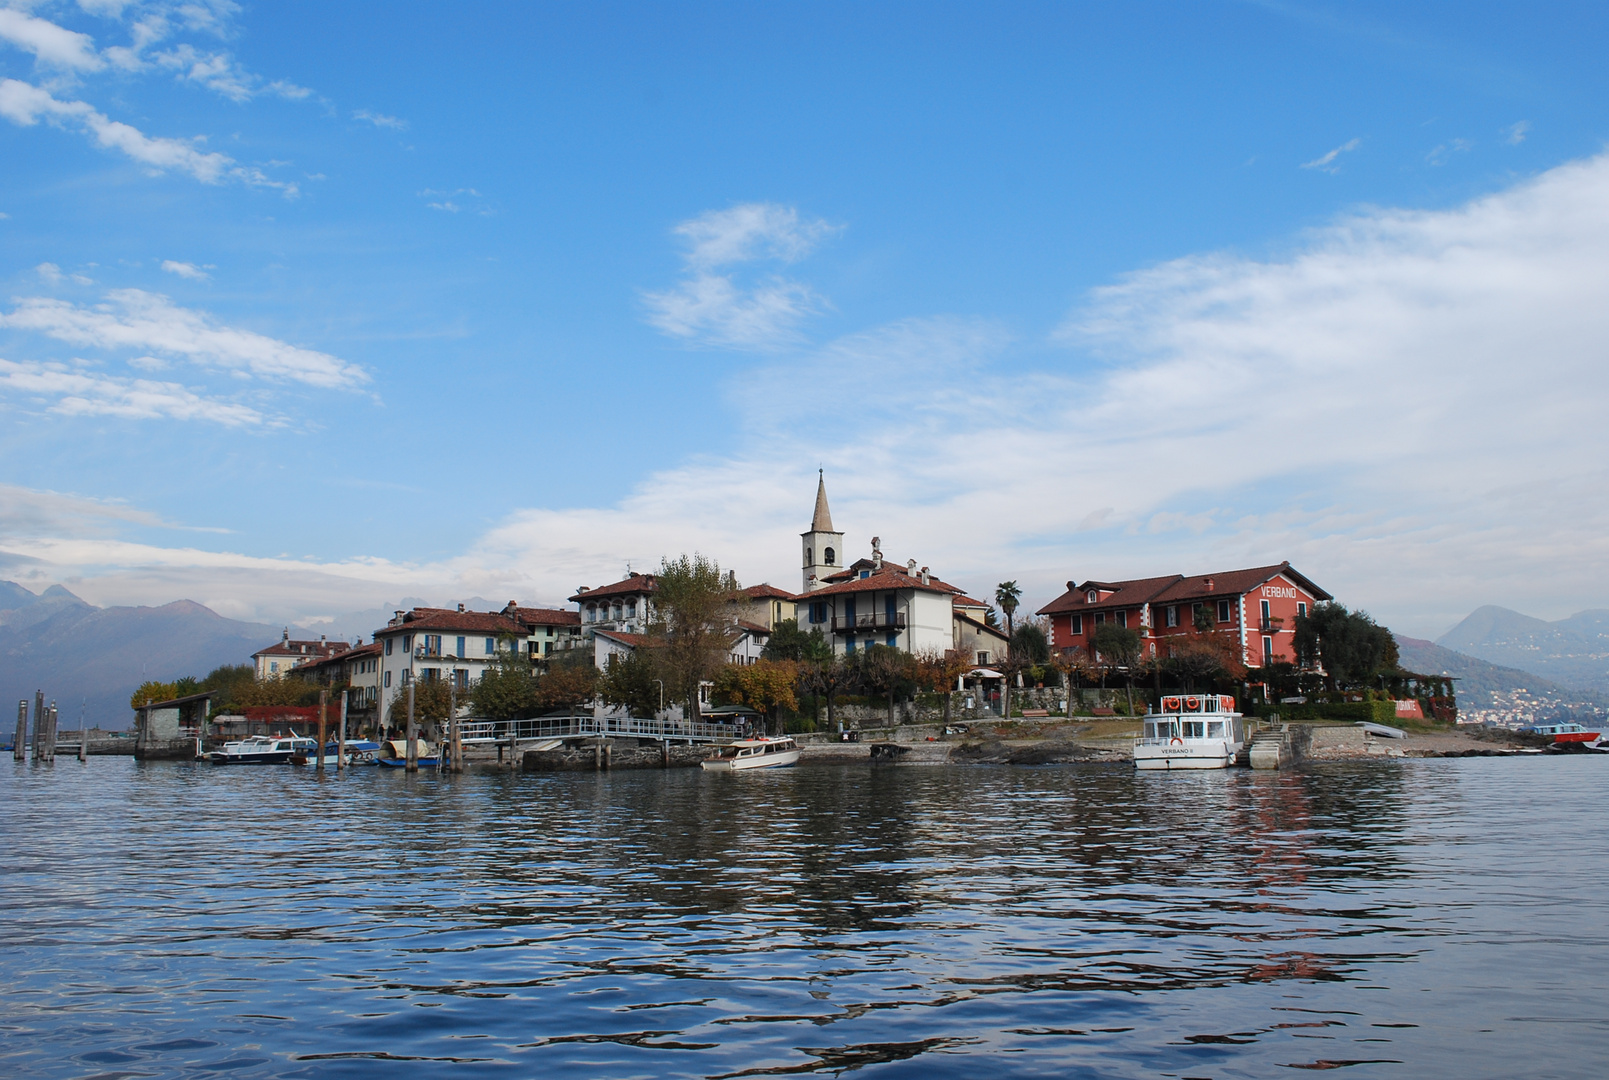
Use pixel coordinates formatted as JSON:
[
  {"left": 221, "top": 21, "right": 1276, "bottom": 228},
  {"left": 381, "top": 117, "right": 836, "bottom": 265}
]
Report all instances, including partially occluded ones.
[{"left": 830, "top": 611, "right": 907, "bottom": 634}]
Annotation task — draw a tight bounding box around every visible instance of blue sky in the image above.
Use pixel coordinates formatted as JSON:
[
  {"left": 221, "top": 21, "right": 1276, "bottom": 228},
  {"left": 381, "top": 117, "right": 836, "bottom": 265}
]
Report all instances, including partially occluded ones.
[{"left": 2, "top": 1, "right": 1608, "bottom": 637}]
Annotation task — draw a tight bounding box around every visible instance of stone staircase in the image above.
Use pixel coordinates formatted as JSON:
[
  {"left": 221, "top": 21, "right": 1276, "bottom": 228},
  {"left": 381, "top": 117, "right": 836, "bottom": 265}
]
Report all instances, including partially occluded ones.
[{"left": 1246, "top": 724, "right": 1290, "bottom": 769}]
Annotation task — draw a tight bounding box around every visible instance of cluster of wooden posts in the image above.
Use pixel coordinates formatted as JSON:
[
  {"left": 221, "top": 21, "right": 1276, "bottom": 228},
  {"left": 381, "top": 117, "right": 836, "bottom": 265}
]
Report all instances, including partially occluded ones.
[
  {"left": 12, "top": 691, "right": 85, "bottom": 764},
  {"left": 313, "top": 681, "right": 467, "bottom": 773}
]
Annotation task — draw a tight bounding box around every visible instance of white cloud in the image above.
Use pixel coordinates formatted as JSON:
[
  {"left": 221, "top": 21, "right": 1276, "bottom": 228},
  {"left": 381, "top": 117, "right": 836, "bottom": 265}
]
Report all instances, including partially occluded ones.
[
  {"left": 419, "top": 187, "right": 493, "bottom": 215},
  {"left": 0, "top": 78, "right": 297, "bottom": 195},
  {"left": 354, "top": 109, "right": 406, "bottom": 130},
  {"left": 1426, "top": 137, "right": 1472, "bottom": 166},
  {"left": 16, "top": 155, "right": 1609, "bottom": 637},
  {"left": 147, "top": 43, "right": 312, "bottom": 103},
  {"left": 1301, "top": 137, "right": 1361, "bottom": 172},
  {"left": 1505, "top": 120, "right": 1530, "bottom": 145},
  {"left": 0, "top": 7, "right": 105, "bottom": 71},
  {"left": 643, "top": 273, "right": 827, "bottom": 350},
  {"left": 674, "top": 203, "right": 839, "bottom": 269},
  {"left": 36, "top": 261, "right": 63, "bottom": 283},
  {"left": 0, "top": 358, "right": 266, "bottom": 426},
  {"left": 0, "top": 290, "right": 369, "bottom": 389},
  {"left": 160, "top": 259, "right": 210, "bottom": 280},
  {"left": 644, "top": 202, "right": 840, "bottom": 350}
]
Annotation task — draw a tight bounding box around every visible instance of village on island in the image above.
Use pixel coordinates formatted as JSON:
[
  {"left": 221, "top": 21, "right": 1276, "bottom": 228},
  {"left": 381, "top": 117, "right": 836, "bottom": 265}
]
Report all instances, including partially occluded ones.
[{"left": 24, "top": 474, "right": 1593, "bottom": 773}]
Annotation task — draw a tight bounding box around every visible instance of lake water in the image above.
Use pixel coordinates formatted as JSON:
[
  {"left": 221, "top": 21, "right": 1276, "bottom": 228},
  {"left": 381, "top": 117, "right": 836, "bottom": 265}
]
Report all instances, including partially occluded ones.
[{"left": 2, "top": 755, "right": 1606, "bottom": 1078}]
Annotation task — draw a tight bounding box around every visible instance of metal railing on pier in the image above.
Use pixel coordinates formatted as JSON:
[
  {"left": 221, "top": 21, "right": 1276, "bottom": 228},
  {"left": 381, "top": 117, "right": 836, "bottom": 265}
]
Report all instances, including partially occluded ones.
[{"left": 458, "top": 715, "right": 741, "bottom": 745}]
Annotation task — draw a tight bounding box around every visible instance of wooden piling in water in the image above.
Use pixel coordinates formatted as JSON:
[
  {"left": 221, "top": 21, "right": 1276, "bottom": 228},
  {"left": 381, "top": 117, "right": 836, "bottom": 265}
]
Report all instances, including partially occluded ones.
[
  {"left": 31, "top": 691, "right": 45, "bottom": 762},
  {"left": 43, "top": 702, "right": 58, "bottom": 762},
  {"left": 78, "top": 700, "right": 87, "bottom": 762},
  {"left": 337, "top": 690, "right": 348, "bottom": 775},
  {"left": 13, "top": 700, "right": 25, "bottom": 761},
  {"left": 405, "top": 681, "right": 418, "bottom": 772},
  {"left": 316, "top": 690, "right": 328, "bottom": 772},
  {"left": 448, "top": 681, "right": 461, "bottom": 774}
]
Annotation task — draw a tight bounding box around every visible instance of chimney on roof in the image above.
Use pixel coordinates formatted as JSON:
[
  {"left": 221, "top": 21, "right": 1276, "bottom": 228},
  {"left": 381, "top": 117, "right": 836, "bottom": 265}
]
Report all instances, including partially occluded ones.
[
  {"left": 319, "top": 634, "right": 326, "bottom": 645},
  {"left": 628, "top": 571, "right": 640, "bottom": 578},
  {"left": 920, "top": 566, "right": 930, "bottom": 585},
  {"left": 457, "top": 602, "right": 466, "bottom": 612},
  {"left": 1066, "top": 581, "right": 1076, "bottom": 592},
  {"left": 907, "top": 559, "right": 917, "bottom": 576},
  {"left": 576, "top": 586, "right": 589, "bottom": 594},
  {"left": 393, "top": 610, "right": 404, "bottom": 625},
  {"left": 871, "top": 536, "right": 882, "bottom": 571},
  {"left": 282, "top": 627, "right": 289, "bottom": 642},
  {"left": 1205, "top": 577, "right": 1215, "bottom": 592}
]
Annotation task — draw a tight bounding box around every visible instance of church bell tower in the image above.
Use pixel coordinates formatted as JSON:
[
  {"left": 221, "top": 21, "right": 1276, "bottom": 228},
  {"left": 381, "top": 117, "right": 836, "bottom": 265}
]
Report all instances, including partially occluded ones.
[{"left": 801, "top": 470, "right": 844, "bottom": 592}]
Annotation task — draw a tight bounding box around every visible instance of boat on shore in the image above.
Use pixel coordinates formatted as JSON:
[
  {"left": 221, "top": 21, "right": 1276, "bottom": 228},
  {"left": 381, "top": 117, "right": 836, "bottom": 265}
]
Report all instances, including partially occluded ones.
[
  {"left": 209, "top": 734, "right": 319, "bottom": 764},
  {"left": 1523, "top": 721, "right": 1603, "bottom": 746},
  {"left": 376, "top": 739, "right": 440, "bottom": 768},
  {"left": 291, "top": 740, "right": 382, "bottom": 767},
  {"left": 702, "top": 736, "right": 800, "bottom": 771},
  {"left": 1133, "top": 695, "right": 1246, "bottom": 771}
]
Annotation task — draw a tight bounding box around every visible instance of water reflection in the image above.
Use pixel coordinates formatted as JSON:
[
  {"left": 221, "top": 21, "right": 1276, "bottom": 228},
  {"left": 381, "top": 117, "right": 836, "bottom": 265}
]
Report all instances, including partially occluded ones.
[{"left": 2, "top": 757, "right": 1607, "bottom": 1078}]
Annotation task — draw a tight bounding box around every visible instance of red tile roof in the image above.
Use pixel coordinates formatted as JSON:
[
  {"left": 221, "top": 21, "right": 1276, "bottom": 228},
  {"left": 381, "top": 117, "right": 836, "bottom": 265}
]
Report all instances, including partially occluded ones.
[
  {"left": 955, "top": 611, "right": 1010, "bottom": 640},
  {"left": 503, "top": 604, "right": 581, "bottom": 627},
  {"left": 377, "top": 608, "right": 525, "bottom": 635},
  {"left": 805, "top": 567, "right": 962, "bottom": 599},
  {"left": 287, "top": 640, "right": 381, "bottom": 674},
  {"left": 595, "top": 630, "right": 651, "bottom": 648},
  {"left": 570, "top": 574, "right": 656, "bottom": 603},
  {"left": 253, "top": 638, "right": 353, "bottom": 660},
  {"left": 735, "top": 619, "right": 773, "bottom": 635},
  {"left": 741, "top": 583, "right": 795, "bottom": 600},
  {"left": 952, "top": 595, "right": 990, "bottom": 610},
  {"left": 1036, "top": 563, "right": 1331, "bottom": 616}
]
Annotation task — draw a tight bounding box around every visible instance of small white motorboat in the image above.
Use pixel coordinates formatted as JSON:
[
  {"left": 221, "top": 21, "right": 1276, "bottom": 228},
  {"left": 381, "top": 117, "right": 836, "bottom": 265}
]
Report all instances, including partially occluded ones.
[
  {"left": 1133, "top": 695, "right": 1246, "bottom": 771},
  {"left": 701, "top": 736, "right": 801, "bottom": 771},
  {"left": 209, "top": 734, "right": 319, "bottom": 764}
]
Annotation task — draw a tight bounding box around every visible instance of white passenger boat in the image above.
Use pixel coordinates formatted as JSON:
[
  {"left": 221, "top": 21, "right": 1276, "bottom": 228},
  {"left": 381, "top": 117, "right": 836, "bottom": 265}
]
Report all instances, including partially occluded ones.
[
  {"left": 1133, "top": 695, "right": 1246, "bottom": 771},
  {"left": 701, "top": 736, "right": 801, "bottom": 771},
  {"left": 208, "top": 734, "right": 319, "bottom": 764}
]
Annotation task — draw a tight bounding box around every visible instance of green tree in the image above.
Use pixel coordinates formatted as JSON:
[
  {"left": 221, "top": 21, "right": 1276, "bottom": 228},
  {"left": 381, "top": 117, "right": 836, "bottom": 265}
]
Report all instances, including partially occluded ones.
[
  {"left": 761, "top": 619, "right": 819, "bottom": 661},
  {"left": 471, "top": 638, "right": 540, "bottom": 721},
  {"left": 852, "top": 644, "right": 918, "bottom": 726},
  {"left": 199, "top": 664, "right": 257, "bottom": 713},
  {"left": 1011, "top": 622, "right": 1050, "bottom": 665},
  {"left": 387, "top": 677, "right": 453, "bottom": 740},
  {"left": 129, "top": 681, "right": 179, "bottom": 709},
  {"left": 1094, "top": 624, "right": 1143, "bottom": 715},
  {"left": 647, "top": 553, "right": 742, "bottom": 719},
  {"left": 598, "top": 649, "right": 663, "bottom": 718},
  {"left": 1294, "top": 602, "right": 1399, "bottom": 690}
]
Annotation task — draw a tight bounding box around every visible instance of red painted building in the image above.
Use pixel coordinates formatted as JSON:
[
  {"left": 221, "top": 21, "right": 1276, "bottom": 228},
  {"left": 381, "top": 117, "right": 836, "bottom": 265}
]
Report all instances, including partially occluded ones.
[{"left": 1036, "top": 562, "right": 1332, "bottom": 669}]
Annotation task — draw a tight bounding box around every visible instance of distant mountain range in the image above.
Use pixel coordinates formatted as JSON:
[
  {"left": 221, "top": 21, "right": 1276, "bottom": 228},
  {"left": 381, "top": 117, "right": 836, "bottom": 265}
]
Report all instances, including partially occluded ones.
[
  {"left": 0, "top": 582, "right": 278, "bottom": 732},
  {"left": 1393, "top": 634, "right": 1592, "bottom": 706},
  {"left": 1435, "top": 605, "right": 1609, "bottom": 694}
]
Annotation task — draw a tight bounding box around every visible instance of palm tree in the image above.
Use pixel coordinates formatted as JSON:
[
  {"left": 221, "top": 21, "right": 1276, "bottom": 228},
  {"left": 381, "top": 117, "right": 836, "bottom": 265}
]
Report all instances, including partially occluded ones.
[{"left": 995, "top": 581, "right": 1022, "bottom": 642}]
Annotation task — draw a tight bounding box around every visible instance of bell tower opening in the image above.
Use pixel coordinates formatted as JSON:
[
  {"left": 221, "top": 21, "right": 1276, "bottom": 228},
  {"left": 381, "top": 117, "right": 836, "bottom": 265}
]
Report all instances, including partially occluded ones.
[{"left": 801, "top": 470, "right": 845, "bottom": 592}]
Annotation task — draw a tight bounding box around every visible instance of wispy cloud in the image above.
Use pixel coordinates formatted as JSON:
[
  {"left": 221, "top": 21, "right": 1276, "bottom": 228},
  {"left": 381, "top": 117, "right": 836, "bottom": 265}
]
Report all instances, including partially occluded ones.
[
  {"left": 160, "top": 259, "right": 211, "bottom": 280},
  {"left": 1300, "top": 137, "right": 1361, "bottom": 173},
  {"left": 643, "top": 202, "right": 840, "bottom": 350},
  {"left": 1504, "top": 120, "right": 1530, "bottom": 145},
  {"left": 0, "top": 78, "right": 298, "bottom": 195},
  {"left": 0, "top": 358, "right": 266, "bottom": 426},
  {"left": 0, "top": 6, "right": 105, "bottom": 70},
  {"left": 1426, "top": 137, "right": 1472, "bottom": 166},
  {"left": 418, "top": 187, "right": 494, "bottom": 215},
  {"left": 0, "top": 290, "right": 368, "bottom": 389},
  {"left": 355, "top": 109, "right": 407, "bottom": 130}
]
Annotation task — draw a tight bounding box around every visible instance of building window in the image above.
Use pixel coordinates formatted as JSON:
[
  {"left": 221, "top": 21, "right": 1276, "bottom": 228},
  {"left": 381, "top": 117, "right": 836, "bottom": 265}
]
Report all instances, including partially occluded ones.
[
  {"left": 977, "top": 651, "right": 988, "bottom": 665},
  {"left": 269, "top": 661, "right": 279, "bottom": 674},
  {"left": 1087, "top": 590, "right": 1097, "bottom": 603},
  {"left": 401, "top": 670, "right": 411, "bottom": 685},
  {"left": 1260, "top": 599, "right": 1271, "bottom": 626},
  {"left": 1297, "top": 601, "right": 1307, "bottom": 619},
  {"left": 1094, "top": 612, "right": 1105, "bottom": 626},
  {"left": 823, "top": 547, "right": 835, "bottom": 564},
  {"left": 805, "top": 547, "right": 812, "bottom": 565},
  {"left": 1117, "top": 610, "right": 1128, "bottom": 629},
  {"left": 886, "top": 633, "right": 897, "bottom": 648},
  {"left": 626, "top": 602, "right": 636, "bottom": 618},
  {"left": 1217, "top": 600, "right": 1232, "bottom": 623},
  {"left": 612, "top": 603, "right": 622, "bottom": 621},
  {"left": 1071, "top": 615, "right": 1083, "bottom": 635},
  {"left": 384, "top": 671, "right": 391, "bottom": 687},
  {"left": 456, "top": 669, "right": 469, "bottom": 691},
  {"left": 845, "top": 635, "right": 855, "bottom": 654},
  {"left": 385, "top": 638, "right": 393, "bottom": 656},
  {"left": 402, "top": 634, "right": 413, "bottom": 651},
  {"left": 454, "top": 635, "right": 465, "bottom": 656},
  {"left": 1166, "top": 605, "right": 1178, "bottom": 628},
  {"left": 1263, "top": 636, "right": 1274, "bottom": 663},
  {"left": 485, "top": 637, "right": 495, "bottom": 654}
]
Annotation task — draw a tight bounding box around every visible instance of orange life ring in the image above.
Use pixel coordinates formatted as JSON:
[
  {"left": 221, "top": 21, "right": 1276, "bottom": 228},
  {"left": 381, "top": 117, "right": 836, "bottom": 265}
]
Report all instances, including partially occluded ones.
[
  {"left": 1162, "top": 696, "right": 1181, "bottom": 712},
  {"left": 1170, "top": 737, "right": 1183, "bottom": 745},
  {"left": 1184, "top": 696, "right": 1201, "bottom": 712}
]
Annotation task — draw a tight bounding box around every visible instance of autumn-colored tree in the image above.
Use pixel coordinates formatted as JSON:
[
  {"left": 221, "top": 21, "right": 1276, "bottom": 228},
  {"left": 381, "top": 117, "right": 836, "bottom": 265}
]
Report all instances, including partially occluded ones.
[
  {"left": 129, "top": 681, "right": 179, "bottom": 709},
  {"left": 713, "top": 660, "right": 799, "bottom": 734},
  {"left": 1163, "top": 618, "right": 1248, "bottom": 693},
  {"left": 852, "top": 644, "right": 918, "bottom": 725},
  {"left": 914, "top": 649, "right": 971, "bottom": 725},
  {"left": 537, "top": 659, "right": 600, "bottom": 712},
  {"left": 1093, "top": 624, "right": 1143, "bottom": 715},
  {"left": 387, "top": 677, "right": 453, "bottom": 741},
  {"left": 802, "top": 654, "right": 855, "bottom": 730}
]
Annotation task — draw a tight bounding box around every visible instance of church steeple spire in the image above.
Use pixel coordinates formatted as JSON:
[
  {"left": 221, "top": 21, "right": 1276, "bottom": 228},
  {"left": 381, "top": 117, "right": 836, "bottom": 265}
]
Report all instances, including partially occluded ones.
[
  {"left": 801, "top": 470, "right": 844, "bottom": 592},
  {"left": 810, "top": 469, "right": 835, "bottom": 533}
]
